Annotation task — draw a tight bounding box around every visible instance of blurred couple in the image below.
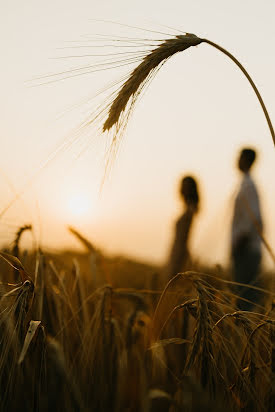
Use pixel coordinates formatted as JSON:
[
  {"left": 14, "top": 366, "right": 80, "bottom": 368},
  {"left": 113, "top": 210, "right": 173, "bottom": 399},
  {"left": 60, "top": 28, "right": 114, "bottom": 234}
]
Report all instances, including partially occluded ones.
[{"left": 167, "top": 148, "right": 263, "bottom": 310}]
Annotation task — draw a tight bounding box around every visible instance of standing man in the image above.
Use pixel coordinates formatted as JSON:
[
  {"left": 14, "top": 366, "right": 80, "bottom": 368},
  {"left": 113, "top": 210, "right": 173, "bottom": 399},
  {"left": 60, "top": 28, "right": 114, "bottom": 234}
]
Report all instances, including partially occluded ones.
[{"left": 231, "top": 148, "right": 263, "bottom": 311}]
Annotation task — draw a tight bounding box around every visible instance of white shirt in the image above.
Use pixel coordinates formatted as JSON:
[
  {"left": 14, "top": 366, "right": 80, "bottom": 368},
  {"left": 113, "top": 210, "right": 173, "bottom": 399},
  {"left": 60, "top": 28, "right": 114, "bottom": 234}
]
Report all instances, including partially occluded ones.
[{"left": 231, "top": 173, "right": 263, "bottom": 253}]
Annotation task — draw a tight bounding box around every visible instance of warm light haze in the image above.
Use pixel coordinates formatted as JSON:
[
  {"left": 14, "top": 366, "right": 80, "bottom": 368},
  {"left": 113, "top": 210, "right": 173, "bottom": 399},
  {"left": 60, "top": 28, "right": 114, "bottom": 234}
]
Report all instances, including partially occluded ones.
[{"left": 1, "top": 0, "right": 275, "bottom": 268}]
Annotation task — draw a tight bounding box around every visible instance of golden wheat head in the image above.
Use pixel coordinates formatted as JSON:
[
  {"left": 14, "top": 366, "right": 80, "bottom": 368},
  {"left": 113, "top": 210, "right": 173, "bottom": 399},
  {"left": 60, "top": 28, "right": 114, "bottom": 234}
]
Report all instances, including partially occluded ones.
[
  {"left": 102, "top": 31, "right": 275, "bottom": 151},
  {"left": 103, "top": 33, "right": 203, "bottom": 132}
]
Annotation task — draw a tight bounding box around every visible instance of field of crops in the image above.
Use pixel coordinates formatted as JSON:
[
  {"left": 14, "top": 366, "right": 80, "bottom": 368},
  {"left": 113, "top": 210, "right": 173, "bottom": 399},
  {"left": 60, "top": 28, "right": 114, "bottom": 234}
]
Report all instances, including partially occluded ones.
[
  {"left": 0, "top": 226, "right": 274, "bottom": 412},
  {"left": 1, "top": 10, "right": 275, "bottom": 410}
]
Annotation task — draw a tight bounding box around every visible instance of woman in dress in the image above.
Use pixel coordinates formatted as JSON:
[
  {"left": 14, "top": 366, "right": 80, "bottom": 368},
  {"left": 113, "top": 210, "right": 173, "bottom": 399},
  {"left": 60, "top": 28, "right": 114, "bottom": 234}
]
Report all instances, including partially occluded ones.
[{"left": 167, "top": 175, "right": 199, "bottom": 280}]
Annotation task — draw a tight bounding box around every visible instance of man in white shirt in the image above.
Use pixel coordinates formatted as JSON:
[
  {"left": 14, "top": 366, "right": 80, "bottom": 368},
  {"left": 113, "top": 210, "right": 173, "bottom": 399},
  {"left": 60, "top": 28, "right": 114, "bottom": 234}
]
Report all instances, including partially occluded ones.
[{"left": 231, "top": 148, "right": 263, "bottom": 311}]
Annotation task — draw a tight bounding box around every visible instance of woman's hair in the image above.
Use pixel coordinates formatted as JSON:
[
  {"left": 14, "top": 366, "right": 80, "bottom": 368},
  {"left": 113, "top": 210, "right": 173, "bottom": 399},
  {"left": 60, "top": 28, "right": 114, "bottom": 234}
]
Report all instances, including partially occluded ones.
[{"left": 180, "top": 176, "right": 199, "bottom": 208}]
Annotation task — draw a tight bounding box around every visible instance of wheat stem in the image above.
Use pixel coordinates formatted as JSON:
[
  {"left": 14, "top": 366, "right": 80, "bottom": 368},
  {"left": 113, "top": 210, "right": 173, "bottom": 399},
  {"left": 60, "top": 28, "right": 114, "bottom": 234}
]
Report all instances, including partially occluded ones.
[{"left": 202, "top": 39, "right": 275, "bottom": 147}]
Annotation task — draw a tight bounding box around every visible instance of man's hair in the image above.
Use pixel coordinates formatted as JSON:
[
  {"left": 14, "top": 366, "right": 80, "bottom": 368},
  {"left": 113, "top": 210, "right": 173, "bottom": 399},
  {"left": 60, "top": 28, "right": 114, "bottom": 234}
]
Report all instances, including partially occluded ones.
[{"left": 240, "top": 148, "right": 256, "bottom": 169}]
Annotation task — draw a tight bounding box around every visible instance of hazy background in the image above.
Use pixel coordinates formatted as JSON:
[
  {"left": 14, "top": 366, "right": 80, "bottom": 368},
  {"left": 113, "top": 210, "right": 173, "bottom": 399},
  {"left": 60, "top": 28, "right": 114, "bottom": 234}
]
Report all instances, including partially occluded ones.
[{"left": 0, "top": 0, "right": 274, "bottom": 268}]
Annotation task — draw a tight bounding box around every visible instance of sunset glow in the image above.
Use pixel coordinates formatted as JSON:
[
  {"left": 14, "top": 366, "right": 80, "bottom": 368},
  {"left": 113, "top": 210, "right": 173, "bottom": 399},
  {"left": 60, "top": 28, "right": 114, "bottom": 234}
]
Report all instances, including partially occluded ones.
[
  {"left": 1, "top": 3, "right": 274, "bottom": 409},
  {"left": 67, "top": 193, "right": 93, "bottom": 219}
]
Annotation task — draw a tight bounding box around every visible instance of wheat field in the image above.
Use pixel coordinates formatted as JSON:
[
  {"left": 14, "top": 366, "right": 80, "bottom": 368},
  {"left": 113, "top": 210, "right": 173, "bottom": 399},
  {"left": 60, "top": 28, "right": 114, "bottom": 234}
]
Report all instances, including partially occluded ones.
[
  {"left": 0, "top": 21, "right": 275, "bottom": 411},
  {"left": 0, "top": 225, "right": 274, "bottom": 412}
]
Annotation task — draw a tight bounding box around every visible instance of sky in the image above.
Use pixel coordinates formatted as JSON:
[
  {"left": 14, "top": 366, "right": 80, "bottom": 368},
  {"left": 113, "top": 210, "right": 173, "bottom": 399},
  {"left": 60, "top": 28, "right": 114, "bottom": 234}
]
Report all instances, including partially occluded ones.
[{"left": 0, "top": 0, "right": 275, "bottom": 268}]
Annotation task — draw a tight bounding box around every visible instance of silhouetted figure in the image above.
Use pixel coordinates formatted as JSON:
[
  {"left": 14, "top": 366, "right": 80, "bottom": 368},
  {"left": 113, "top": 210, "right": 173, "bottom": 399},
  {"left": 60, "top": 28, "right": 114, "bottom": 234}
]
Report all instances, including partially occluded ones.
[
  {"left": 167, "top": 176, "right": 199, "bottom": 279},
  {"left": 231, "top": 148, "right": 263, "bottom": 311}
]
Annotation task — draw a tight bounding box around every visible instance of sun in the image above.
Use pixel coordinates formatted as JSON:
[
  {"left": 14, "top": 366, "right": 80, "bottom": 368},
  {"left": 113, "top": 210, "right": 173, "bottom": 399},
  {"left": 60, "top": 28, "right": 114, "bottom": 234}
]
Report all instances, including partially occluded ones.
[{"left": 67, "top": 193, "right": 91, "bottom": 219}]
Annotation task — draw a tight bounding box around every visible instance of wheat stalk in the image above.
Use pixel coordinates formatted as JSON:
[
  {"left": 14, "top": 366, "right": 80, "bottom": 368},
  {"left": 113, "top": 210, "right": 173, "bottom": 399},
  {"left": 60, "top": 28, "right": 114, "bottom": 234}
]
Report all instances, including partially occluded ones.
[
  {"left": 103, "top": 33, "right": 275, "bottom": 147},
  {"left": 103, "top": 33, "right": 202, "bottom": 131}
]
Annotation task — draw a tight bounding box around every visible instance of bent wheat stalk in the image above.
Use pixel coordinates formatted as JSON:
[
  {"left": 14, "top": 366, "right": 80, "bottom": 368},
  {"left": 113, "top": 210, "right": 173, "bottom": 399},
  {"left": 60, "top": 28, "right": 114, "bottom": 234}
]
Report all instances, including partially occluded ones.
[{"left": 103, "top": 33, "right": 275, "bottom": 147}]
